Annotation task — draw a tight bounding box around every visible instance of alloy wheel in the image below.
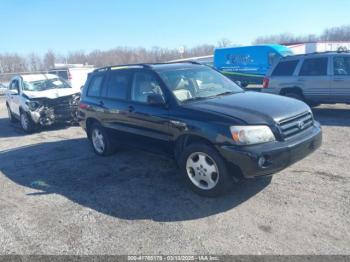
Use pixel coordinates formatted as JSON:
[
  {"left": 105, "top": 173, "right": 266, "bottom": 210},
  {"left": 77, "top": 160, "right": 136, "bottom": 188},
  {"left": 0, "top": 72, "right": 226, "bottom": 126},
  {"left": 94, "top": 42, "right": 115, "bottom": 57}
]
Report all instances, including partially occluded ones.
[
  {"left": 186, "top": 152, "right": 219, "bottom": 190},
  {"left": 92, "top": 128, "right": 105, "bottom": 154}
]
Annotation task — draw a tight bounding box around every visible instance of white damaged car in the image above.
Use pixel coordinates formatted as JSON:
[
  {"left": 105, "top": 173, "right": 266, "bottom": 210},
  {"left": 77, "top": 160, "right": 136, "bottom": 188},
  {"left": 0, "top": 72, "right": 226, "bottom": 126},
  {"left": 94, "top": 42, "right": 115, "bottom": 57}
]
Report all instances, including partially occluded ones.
[{"left": 5, "top": 74, "right": 80, "bottom": 133}]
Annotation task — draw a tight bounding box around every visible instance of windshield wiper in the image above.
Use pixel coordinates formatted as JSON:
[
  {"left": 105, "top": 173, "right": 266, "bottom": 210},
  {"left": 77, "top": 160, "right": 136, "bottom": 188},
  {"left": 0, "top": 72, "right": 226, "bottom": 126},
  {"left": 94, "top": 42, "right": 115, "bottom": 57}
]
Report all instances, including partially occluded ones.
[
  {"left": 213, "top": 91, "right": 235, "bottom": 97},
  {"left": 183, "top": 96, "right": 210, "bottom": 103}
]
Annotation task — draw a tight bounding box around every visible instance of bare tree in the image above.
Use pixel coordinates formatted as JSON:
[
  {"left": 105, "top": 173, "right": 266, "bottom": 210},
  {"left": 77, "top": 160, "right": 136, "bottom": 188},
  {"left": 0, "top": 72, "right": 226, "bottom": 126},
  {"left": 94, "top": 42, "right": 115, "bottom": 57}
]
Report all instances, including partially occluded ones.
[
  {"left": 320, "top": 25, "right": 350, "bottom": 41},
  {"left": 43, "top": 50, "right": 56, "bottom": 69},
  {"left": 28, "top": 53, "right": 43, "bottom": 72},
  {"left": 253, "top": 24, "right": 350, "bottom": 44},
  {"left": 217, "top": 38, "right": 232, "bottom": 48}
]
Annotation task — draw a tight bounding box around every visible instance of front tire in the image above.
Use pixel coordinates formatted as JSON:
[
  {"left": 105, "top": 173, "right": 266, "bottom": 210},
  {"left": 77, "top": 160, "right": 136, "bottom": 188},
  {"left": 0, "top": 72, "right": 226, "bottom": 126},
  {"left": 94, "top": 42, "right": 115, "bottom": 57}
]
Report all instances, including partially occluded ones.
[
  {"left": 179, "top": 143, "right": 235, "bottom": 197},
  {"left": 20, "top": 111, "right": 36, "bottom": 133},
  {"left": 89, "top": 123, "right": 115, "bottom": 156}
]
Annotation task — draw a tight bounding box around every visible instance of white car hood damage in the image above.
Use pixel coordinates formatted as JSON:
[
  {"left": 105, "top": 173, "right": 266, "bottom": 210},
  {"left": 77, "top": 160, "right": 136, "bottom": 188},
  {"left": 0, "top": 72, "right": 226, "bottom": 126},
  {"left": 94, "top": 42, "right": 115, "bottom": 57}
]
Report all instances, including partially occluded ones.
[{"left": 23, "top": 88, "right": 79, "bottom": 99}]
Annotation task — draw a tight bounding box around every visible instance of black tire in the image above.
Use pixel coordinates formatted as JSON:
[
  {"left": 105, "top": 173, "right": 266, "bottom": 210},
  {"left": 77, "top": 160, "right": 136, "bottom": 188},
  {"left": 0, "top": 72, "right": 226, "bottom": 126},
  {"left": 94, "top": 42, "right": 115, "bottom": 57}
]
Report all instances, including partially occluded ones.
[
  {"left": 6, "top": 104, "right": 17, "bottom": 123},
  {"left": 179, "top": 143, "right": 235, "bottom": 197},
  {"left": 20, "top": 111, "right": 37, "bottom": 133},
  {"left": 241, "top": 81, "right": 249, "bottom": 88},
  {"left": 89, "top": 123, "right": 115, "bottom": 156},
  {"left": 284, "top": 92, "right": 303, "bottom": 101}
]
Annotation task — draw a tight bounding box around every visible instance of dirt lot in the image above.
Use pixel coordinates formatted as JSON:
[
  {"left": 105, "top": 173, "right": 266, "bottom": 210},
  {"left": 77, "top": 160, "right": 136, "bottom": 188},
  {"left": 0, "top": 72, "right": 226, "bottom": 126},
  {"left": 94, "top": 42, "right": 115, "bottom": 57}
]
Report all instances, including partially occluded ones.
[{"left": 0, "top": 96, "right": 349, "bottom": 255}]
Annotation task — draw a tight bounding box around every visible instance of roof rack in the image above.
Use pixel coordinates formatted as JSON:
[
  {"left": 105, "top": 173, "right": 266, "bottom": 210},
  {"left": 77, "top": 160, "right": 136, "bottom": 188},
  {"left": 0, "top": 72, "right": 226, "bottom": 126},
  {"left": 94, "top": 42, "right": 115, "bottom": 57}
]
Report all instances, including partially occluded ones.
[
  {"left": 93, "top": 63, "right": 152, "bottom": 72},
  {"left": 93, "top": 61, "right": 201, "bottom": 72}
]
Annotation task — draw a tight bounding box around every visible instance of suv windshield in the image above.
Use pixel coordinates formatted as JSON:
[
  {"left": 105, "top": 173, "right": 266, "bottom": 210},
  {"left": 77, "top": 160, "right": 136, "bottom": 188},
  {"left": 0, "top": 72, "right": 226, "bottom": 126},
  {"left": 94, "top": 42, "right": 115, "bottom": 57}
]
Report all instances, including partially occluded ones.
[
  {"left": 23, "top": 78, "right": 71, "bottom": 91},
  {"left": 158, "top": 67, "right": 243, "bottom": 102}
]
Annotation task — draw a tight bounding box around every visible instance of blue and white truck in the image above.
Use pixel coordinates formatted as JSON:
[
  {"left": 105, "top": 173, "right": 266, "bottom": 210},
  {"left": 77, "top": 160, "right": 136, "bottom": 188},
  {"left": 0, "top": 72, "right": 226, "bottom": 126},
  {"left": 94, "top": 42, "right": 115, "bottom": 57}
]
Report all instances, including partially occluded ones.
[{"left": 214, "top": 45, "right": 293, "bottom": 86}]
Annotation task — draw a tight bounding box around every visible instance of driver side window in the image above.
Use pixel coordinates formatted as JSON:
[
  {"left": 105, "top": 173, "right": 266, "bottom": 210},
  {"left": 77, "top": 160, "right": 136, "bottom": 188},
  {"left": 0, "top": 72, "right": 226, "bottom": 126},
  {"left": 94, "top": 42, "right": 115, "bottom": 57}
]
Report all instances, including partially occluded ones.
[
  {"left": 10, "top": 79, "right": 20, "bottom": 93},
  {"left": 131, "top": 72, "right": 164, "bottom": 103}
]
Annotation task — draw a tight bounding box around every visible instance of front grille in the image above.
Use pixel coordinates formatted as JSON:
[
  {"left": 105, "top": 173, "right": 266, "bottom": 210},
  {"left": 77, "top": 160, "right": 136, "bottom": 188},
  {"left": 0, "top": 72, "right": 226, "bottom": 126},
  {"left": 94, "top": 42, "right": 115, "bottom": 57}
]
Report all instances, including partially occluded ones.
[
  {"left": 279, "top": 111, "right": 314, "bottom": 139},
  {"left": 45, "top": 95, "right": 79, "bottom": 119}
]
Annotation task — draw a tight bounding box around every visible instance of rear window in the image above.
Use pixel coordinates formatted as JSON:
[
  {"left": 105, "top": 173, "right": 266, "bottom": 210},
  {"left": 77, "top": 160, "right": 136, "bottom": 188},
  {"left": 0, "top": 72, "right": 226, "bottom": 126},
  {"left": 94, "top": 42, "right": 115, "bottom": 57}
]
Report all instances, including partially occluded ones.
[
  {"left": 105, "top": 70, "right": 132, "bottom": 100},
  {"left": 87, "top": 75, "right": 104, "bottom": 97},
  {"left": 299, "top": 57, "right": 328, "bottom": 76},
  {"left": 271, "top": 60, "right": 298, "bottom": 76},
  {"left": 49, "top": 70, "right": 69, "bottom": 80}
]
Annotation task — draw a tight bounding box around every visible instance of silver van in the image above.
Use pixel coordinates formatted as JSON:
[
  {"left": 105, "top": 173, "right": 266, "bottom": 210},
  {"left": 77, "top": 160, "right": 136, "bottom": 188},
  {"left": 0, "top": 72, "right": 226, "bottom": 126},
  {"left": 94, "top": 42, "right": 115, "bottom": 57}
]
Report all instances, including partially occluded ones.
[{"left": 262, "top": 51, "right": 350, "bottom": 106}]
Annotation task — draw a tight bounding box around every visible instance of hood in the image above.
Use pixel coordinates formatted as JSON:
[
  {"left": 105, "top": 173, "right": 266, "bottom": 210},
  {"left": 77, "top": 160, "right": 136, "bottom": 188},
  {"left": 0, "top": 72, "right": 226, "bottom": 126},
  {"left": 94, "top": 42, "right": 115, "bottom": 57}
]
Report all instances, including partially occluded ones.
[
  {"left": 23, "top": 88, "right": 79, "bottom": 99},
  {"left": 183, "top": 92, "right": 310, "bottom": 125}
]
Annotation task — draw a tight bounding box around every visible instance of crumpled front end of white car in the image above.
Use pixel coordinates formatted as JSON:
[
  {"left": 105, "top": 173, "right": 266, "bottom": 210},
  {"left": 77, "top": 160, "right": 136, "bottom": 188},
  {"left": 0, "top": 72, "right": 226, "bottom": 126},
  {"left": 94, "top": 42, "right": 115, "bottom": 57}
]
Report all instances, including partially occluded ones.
[{"left": 25, "top": 93, "right": 80, "bottom": 126}]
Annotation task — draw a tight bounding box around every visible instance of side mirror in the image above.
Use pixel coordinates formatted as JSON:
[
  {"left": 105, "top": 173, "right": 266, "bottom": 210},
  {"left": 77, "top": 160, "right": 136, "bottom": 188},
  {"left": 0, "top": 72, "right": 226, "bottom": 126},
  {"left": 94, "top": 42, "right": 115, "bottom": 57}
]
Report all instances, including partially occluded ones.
[
  {"left": 10, "top": 89, "right": 18, "bottom": 95},
  {"left": 234, "top": 81, "right": 242, "bottom": 87},
  {"left": 147, "top": 93, "right": 166, "bottom": 106}
]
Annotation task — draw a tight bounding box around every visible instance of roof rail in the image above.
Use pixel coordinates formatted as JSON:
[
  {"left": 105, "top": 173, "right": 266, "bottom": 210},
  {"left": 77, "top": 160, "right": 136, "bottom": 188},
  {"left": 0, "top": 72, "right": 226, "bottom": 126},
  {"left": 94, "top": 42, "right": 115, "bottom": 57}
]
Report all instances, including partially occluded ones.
[
  {"left": 93, "top": 61, "right": 202, "bottom": 72},
  {"left": 93, "top": 63, "right": 153, "bottom": 72},
  {"left": 162, "top": 60, "right": 202, "bottom": 65}
]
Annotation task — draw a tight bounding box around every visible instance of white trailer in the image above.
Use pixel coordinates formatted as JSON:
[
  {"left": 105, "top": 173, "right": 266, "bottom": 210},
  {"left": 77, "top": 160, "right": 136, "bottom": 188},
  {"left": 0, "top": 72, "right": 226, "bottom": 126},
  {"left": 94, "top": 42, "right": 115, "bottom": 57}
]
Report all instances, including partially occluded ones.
[{"left": 286, "top": 42, "right": 350, "bottom": 54}]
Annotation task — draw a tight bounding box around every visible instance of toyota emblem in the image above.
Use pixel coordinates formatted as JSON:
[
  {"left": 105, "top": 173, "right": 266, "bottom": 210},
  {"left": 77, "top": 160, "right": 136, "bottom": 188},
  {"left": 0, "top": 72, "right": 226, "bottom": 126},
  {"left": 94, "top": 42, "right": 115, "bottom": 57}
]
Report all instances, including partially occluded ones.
[{"left": 298, "top": 121, "right": 305, "bottom": 130}]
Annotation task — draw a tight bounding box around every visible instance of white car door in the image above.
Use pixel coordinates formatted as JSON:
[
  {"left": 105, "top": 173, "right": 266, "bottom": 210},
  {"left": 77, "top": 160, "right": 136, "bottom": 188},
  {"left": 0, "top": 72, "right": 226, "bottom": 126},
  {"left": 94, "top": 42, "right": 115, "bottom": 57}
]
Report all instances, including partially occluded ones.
[{"left": 8, "top": 79, "right": 21, "bottom": 116}]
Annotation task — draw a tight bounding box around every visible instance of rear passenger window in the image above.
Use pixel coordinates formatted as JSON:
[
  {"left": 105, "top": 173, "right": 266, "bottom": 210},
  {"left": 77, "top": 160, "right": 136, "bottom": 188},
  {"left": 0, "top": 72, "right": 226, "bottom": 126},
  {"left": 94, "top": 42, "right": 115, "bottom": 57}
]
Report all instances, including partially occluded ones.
[
  {"left": 87, "top": 75, "right": 104, "bottom": 97},
  {"left": 272, "top": 60, "right": 298, "bottom": 76},
  {"left": 299, "top": 58, "right": 328, "bottom": 76},
  {"left": 333, "top": 56, "right": 350, "bottom": 75},
  {"left": 105, "top": 71, "right": 132, "bottom": 100}
]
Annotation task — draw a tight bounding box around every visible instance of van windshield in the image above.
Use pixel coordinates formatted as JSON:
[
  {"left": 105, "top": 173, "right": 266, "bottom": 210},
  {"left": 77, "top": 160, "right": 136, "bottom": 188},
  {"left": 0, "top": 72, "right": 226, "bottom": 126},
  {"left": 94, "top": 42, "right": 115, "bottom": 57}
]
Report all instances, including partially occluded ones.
[
  {"left": 23, "top": 78, "right": 71, "bottom": 91},
  {"left": 158, "top": 67, "right": 243, "bottom": 102}
]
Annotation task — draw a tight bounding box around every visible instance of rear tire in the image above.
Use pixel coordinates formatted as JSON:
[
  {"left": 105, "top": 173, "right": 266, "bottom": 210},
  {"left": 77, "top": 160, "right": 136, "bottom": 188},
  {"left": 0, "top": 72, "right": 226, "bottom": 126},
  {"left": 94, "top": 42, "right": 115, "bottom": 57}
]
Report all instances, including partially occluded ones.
[
  {"left": 179, "top": 143, "right": 235, "bottom": 197},
  {"left": 20, "top": 111, "right": 36, "bottom": 133},
  {"left": 89, "top": 123, "right": 116, "bottom": 156}
]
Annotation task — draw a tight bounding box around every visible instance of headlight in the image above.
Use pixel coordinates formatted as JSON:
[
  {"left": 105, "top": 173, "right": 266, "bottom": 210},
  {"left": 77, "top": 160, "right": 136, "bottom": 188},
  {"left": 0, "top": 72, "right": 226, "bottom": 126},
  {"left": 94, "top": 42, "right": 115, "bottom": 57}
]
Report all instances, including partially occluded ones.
[
  {"left": 230, "top": 125, "right": 275, "bottom": 145},
  {"left": 26, "top": 101, "right": 41, "bottom": 111}
]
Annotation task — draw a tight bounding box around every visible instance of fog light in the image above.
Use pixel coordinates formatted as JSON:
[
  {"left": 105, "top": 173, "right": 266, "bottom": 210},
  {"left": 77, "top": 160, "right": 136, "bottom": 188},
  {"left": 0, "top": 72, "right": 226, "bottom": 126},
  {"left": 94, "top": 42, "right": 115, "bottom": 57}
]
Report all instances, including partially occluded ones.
[{"left": 258, "top": 156, "right": 266, "bottom": 168}]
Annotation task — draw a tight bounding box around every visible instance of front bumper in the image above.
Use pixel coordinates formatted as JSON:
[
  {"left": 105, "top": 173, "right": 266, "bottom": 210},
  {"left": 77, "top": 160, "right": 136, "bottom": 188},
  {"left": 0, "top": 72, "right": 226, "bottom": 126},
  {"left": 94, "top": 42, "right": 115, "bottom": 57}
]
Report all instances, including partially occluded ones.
[
  {"left": 218, "top": 122, "right": 322, "bottom": 178},
  {"left": 29, "top": 106, "right": 78, "bottom": 126}
]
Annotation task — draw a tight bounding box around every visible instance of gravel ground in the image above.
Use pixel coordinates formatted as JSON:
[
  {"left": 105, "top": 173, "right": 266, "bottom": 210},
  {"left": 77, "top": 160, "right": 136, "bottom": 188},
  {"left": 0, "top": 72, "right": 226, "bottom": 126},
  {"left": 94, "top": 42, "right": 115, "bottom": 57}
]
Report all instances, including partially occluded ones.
[{"left": 0, "top": 96, "right": 349, "bottom": 255}]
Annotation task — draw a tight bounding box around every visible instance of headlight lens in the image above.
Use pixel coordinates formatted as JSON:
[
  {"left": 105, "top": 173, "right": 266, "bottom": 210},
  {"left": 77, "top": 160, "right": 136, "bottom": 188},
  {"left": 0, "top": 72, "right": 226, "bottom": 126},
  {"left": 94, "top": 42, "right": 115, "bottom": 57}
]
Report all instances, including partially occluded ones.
[
  {"left": 26, "top": 101, "right": 41, "bottom": 111},
  {"left": 230, "top": 125, "right": 275, "bottom": 145}
]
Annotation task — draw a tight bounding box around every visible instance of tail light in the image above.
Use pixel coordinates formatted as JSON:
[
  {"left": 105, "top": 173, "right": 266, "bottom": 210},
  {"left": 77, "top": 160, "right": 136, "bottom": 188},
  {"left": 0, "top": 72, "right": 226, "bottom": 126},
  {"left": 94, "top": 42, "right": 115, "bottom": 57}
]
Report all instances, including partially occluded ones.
[
  {"left": 262, "top": 78, "right": 269, "bottom": 88},
  {"left": 79, "top": 102, "right": 89, "bottom": 110}
]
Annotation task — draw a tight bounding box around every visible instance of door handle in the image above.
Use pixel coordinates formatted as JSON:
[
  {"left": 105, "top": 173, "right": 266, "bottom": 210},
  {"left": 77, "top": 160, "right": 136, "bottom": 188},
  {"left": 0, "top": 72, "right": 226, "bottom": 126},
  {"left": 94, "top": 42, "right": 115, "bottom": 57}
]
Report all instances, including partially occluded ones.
[
  {"left": 298, "top": 78, "right": 305, "bottom": 82},
  {"left": 128, "top": 105, "right": 135, "bottom": 112},
  {"left": 334, "top": 78, "right": 345, "bottom": 82}
]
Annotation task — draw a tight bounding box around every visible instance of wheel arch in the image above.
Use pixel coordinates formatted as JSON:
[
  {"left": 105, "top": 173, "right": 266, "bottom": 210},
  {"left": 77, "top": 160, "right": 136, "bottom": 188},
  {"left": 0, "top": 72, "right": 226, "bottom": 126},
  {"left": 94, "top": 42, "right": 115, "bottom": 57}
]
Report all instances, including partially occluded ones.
[
  {"left": 174, "top": 133, "right": 243, "bottom": 180},
  {"left": 85, "top": 117, "right": 102, "bottom": 138},
  {"left": 174, "top": 134, "right": 214, "bottom": 157},
  {"left": 280, "top": 86, "right": 305, "bottom": 98}
]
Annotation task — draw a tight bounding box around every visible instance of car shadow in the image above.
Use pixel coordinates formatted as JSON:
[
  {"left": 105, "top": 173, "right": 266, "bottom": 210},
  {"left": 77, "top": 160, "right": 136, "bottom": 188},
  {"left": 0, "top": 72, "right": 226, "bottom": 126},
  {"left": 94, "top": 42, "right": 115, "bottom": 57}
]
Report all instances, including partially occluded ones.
[
  {"left": 0, "top": 138, "right": 271, "bottom": 222},
  {"left": 312, "top": 105, "right": 350, "bottom": 127},
  {"left": 0, "top": 117, "right": 77, "bottom": 138}
]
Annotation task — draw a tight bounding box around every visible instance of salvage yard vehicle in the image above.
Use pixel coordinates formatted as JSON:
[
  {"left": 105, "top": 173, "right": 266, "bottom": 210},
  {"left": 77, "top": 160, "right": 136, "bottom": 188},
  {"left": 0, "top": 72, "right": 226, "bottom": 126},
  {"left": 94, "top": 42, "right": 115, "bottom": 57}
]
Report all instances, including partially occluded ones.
[
  {"left": 48, "top": 64, "right": 95, "bottom": 91},
  {"left": 262, "top": 51, "right": 350, "bottom": 105},
  {"left": 78, "top": 62, "right": 322, "bottom": 197},
  {"left": 5, "top": 74, "right": 80, "bottom": 133}
]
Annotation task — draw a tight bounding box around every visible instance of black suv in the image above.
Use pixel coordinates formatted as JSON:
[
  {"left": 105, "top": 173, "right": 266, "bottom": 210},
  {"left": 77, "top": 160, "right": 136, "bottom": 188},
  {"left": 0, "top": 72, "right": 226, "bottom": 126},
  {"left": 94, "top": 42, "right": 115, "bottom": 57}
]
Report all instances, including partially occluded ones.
[{"left": 78, "top": 62, "right": 322, "bottom": 197}]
